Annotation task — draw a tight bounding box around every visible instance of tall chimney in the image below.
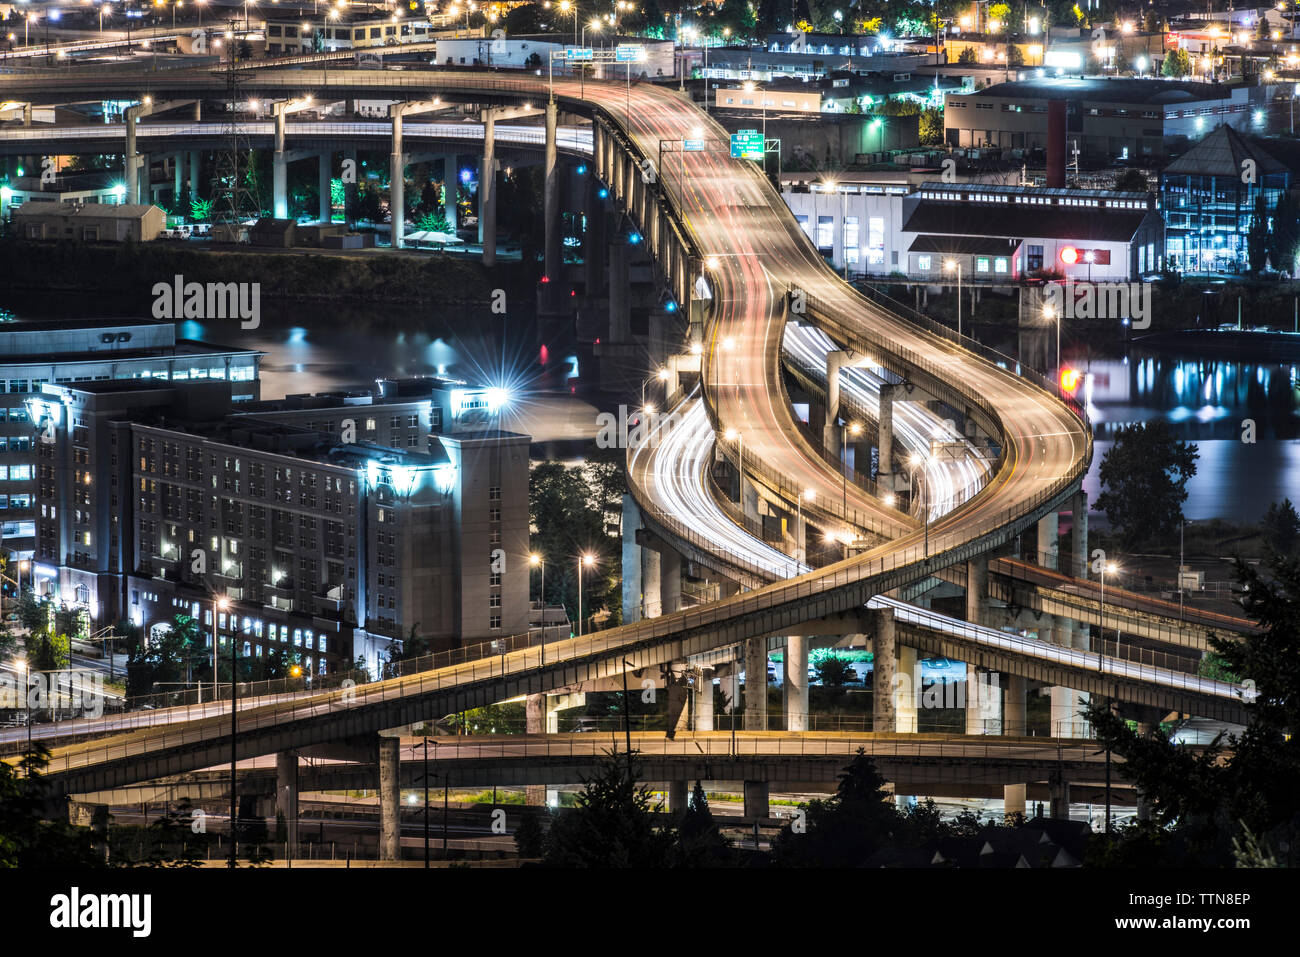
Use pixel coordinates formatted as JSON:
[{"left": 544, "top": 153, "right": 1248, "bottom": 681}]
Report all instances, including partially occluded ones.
[{"left": 1046, "top": 99, "right": 1067, "bottom": 188}]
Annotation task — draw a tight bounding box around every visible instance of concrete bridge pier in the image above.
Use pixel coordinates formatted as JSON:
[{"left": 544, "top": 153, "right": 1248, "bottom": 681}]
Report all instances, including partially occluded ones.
[
  {"left": 661, "top": 547, "right": 682, "bottom": 616},
  {"left": 583, "top": 171, "right": 607, "bottom": 294},
  {"left": 964, "top": 555, "right": 999, "bottom": 735},
  {"left": 124, "top": 101, "right": 152, "bottom": 205},
  {"left": 275, "top": 751, "right": 298, "bottom": 854},
  {"left": 823, "top": 350, "right": 845, "bottom": 460},
  {"left": 743, "top": 780, "right": 769, "bottom": 819},
  {"left": 744, "top": 638, "right": 767, "bottom": 730},
  {"left": 318, "top": 151, "right": 332, "bottom": 222},
  {"left": 877, "top": 382, "right": 895, "bottom": 485},
  {"left": 695, "top": 667, "right": 714, "bottom": 731},
  {"left": 378, "top": 736, "right": 400, "bottom": 861},
  {"left": 1003, "top": 674, "right": 1028, "bottom": 735},
  {"left": 189, "top": 151, "right": 200, "bottom": 202},
  {"left": 389, "top": 111, "right": 406, "bottom": 248},
  {"left": 543, "top": 100, "right": 560, "bottom": 280},
  {"left": 668, "top": 779, "right": 689, "bottom": 814},
  {"left": 1004, "top": 782, "right": 1027, "bottom": 821},
  {"left": 526, "top": 693, "right": 546, "bottom": 806},
  {"left": 272, "top": 102, "right": 290, "bottom": 219},
  {"left": 720, "top": 661, "right": 741, "bottom": 724},
  {"left": 172, "top": 154, "right": 183, "bottom": 205},
  {"left": 872, "top": 606, "right": 896, "bottom": 732},
  {"left": 1048, "top": 773, "right": 1071, "bottom": 821},
  {"left": 784, "top": 635, "right": 808, "bottom": 731}
]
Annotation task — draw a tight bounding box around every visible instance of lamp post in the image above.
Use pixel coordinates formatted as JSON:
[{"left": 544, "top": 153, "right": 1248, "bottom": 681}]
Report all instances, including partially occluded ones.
[
  {"left": 209, "top": 595, "right": 230, "bottom": 704},
  {"left": 1099, "top": 561, "right": 1117, "bottom": 654},
  {"left": 842, "top": 421, "right": 862, "bottom": 514},
  {"left": 577, "top": 553, "right": 595, "bottom": 636},
  {"left": 529, "top": 552, "right": 545, "bottom": 606},
  {"left": 944, "top": 258, "right": 963, "bottom": 339}
]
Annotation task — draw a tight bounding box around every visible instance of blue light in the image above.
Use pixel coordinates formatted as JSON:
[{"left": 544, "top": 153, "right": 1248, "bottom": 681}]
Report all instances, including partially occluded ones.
[
  {"left": 460, "top": 169, "right": 473, "bottom": 183},
  {"left": 629, "top": 232, "right": 641, "bottom": 244},
  {"left": 665, "top": 301, "right": 677, "bottom": 312},
  {"left": 577, "top": 165, "right": 587, "bottom": 174},
  {"left": 598, "top": 187, "right": 609, "bottom": 199}
]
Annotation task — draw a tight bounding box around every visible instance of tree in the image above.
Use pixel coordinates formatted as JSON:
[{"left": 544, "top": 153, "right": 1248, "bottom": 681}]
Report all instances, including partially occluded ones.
[
  {"left": 1113, "top": 168, "right": 1148, "bottom": 192},
  {"left": 27, "top": 629, "right": 70, "bottom": 673},
  {"left": 1162, "top": 48, "right": 1191, "bottom": 78},
  {"left": 813, "top": 654, "right": 856, "bottom": 689},
  {"left": 540, "top": 754, "right": 675, "bottom": 866},
  {"left": 770, "top": 750, "right": 901, "bottom": 866},
  {"left": 1006, "top": 43, "right": 1024, "bottom": 68},
  {"left": 1262, "top": 499, "right": 1300, "bottom": 558},
  {"left": 673, "top": 783, "right": 732, "bottom": 866},
  {"left": 957, "top": 46, "right": 977, "bottom": 64},
  {"left": 1085, "top": 554, "right": 1300, "bottom": 866},
  {"left": 125, "top": 614, "right": 205, "bottom": 697},
  {"left": 1269, "top": 192, "right": 1300, "bottom": 276},
  {"left": 0, "top": 747, "right": 105, "bottom": 868},
  {"left": 1247, "top": 193, "right": 1271, "bottom": 274},
  {"left": 1095, "top": 422, "right": 1198, "bottom": 548},
  {"left": 918, "top": 107, "right": 944, "bottom": 146}
]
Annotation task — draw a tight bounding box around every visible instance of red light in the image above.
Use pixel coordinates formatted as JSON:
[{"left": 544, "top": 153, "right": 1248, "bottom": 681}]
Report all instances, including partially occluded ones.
[
  {"left": 1059, "top": 246, "right": 1079, "bottom": 265},
  {"left": 570, "top": 290, "right": 575, "bottom": 297},
  {"left": 539, "top": 344, "right": 549, "bottom": 364},
  {"left": 540, "top": 275, "right": 550, "bottom": 284},
  {"left": 1060, "top": 367, "right": 1082, "bottom": 394}
]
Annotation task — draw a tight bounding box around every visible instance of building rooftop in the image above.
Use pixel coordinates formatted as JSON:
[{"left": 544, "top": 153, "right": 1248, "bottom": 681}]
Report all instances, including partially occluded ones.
[
  {"left": 11, "top": 202, "right": 160, "bottom": 219},
  {"left": 0, "top": 338, "right": 261, "bottom": 368},
  {"left": 904, "top": 200, "right": 1151, "bottom": 243},
  {"left": 1163, "top": 124, "right": 1290, "bottom": 178},
  {"left": 960, "top": 77, "right": 1239, "bottom": 104}
]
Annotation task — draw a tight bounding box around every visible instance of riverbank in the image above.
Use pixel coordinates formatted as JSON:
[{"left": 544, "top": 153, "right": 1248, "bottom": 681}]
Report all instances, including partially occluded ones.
[{"left": 0, "top": 239, "right": 537, "bottom": 308}]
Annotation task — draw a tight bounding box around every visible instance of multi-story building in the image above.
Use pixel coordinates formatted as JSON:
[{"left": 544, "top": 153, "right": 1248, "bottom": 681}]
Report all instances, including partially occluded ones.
[
  {"left": 0, "top": 319, "right": 260, "bottom": 567},
  {"left": 28, "top": 375, "right": 529, "bottom": 677},
  {"left": 1160, "top": 124, "right": 1289, "bottom": 273},
  {"left": 943, "top": 77, "right": 1271, "bottom": 160}
]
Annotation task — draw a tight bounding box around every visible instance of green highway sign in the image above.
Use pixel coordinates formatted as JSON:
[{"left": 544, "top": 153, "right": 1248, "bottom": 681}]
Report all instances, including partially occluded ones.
[{"left": 730, "top": 130, "right": 764, "bottom": 161}]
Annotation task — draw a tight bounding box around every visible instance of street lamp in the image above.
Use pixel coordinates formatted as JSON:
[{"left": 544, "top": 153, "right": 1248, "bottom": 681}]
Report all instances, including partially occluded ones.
[
  {"left": 842, "top": 421, "right": 861, "bottom": 513},
  {"left": 576, "top": 553, "right": 596, "bottom": 636},
  {"left": 529, "top": 552, "right": 545, "bottom": 605},
  {"left": 1099, "top": 561, "right": 1118, "bottom": 652},
  {"left": 207, "top": 595, "right": 230, "bottom": 704},
  {"left": 227, "top": 598, "right": 238, "bottom": 869},
  {"left": 943, "top": 258, "right": 963, "bottom": 339}
]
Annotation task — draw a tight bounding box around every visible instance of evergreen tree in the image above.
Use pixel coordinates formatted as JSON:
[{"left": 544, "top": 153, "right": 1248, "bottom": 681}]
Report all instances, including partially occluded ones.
[
  {"left": 1095, "top": 422, "right": 1198, "bottom": 548},
  {"left": 541, "top": 754, "right": 675, "bottom": 867},
  {"left": 1262, "top": 499, "right": 1300, "bottom": 558},
  {"left": 770, "top": 750, "right": 901, "bottom": 866},
  {"left": 673, "top": 783, "right": 732, "bottom": 866},
  {"left": 1247, "top": 193, "right": 1271, "bottom": 274}
]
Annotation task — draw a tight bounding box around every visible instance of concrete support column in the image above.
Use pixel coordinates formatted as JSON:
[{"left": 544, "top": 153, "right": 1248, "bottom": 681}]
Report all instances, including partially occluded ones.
[
  {"left": 583, "top": 172, "right": 606, "bottom": 292},
  {"left": 1004, "top": 783, "right": 1027, "bottom": 822},
  {"left": 389, "top": 109, "right": 405, "bottom": 249},
  {"left": 660, "top": 547, "right": 682, "bottom": 615},
  {"left": 543, "top": 101, "right": 560, "bottom": 279},
  {"left": 479, "top": 111, "right": 496, "bottom": 265},
  {"left": 964, "top": 554, "right": 994, "bottom": 734},
  {"left": 823, "top": 350, "right": 845, "bottom": 458},
  {"left": 872, "top": 606, "right": 896, "bottom": 732},
  {"left": 188, "top": 150, "right": 200, "bottom": 202},
  {"left": 1049, "top": 774, "right": 1071, "bottom": 820},
  {"left": 1003, "top": 674, "right": 1028, "bottom": 735},
  {"left": 273, "top": 104, "right": 288, "bottom": 220},
  {"left": 173, "top": 153, "right": 183, "bottom": 203},
  {"left": 1136, "top": 787, "right": 1152, "bottom": 822},
  {"left": 743, "top": 780, "right": 769, "bottom": 819},
  {"left": 721, "top": 669, "right": 741, "bottom": 720},
  {"left": 642, "top": 547, "right": 662, "bottom": 619},
  {"left": 785, "top": 636, "right": 808, "bottom": 732},
  {"left": 194, "top": 100, "right": 202, "bottom": 122},
  {"left": 442, "top": 154, "right": 458, "bottom": 230},
  {"left": 318, "top": 151, "right": 332, "bottom": 222},
  {"left": 620, "top": 494, "right": 643, "bottom": 623},
  {"left": 609, "top": 240, "right": 630, "bottom": 342},
  {"left": 124, "top": 104, "right": 143, "bottom": 205},
  {"left": 695, "top": 668, "right": 714, "bottom": 731},
  {"left": 744, "top": 638, "right": 767, "bottom": 731},
  {"left": 525, "top": 693, "right": 545, "bottom": 806},
  {"left": 668, "top": 779, "right": 689, "bottom": 814},
  {"left": 1071, "top": 490, "right": 1089, "bottom": 580},
  {"left": 275, "top": 751, "right": 298, "bottom": 854},
  {"left": 378, "top": 736, "right": 400, "bottom": 861},
  {"left": 878, "top": 382, "right": 895, "bottom": 480},
  {"left": 1037, "top": 512, "right": 1059, "bottom": 570},
  {"left": 897, "top": 645, "right": 918, "bottom": 732}
]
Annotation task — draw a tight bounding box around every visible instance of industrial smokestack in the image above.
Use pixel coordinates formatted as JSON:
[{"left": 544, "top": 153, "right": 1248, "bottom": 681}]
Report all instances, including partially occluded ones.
[{"left": 1047, "top": 99, "right": 1066, "bottom": 188}]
